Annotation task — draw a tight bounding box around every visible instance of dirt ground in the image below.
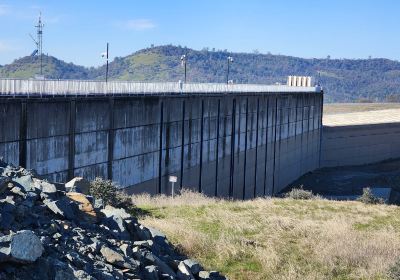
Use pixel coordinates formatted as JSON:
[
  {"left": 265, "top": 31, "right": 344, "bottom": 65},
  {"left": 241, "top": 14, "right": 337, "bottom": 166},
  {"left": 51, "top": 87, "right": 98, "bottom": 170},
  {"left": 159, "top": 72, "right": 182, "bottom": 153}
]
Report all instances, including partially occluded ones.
[{"left": 324, "top": 103, "right": 400, "bottom": 115}]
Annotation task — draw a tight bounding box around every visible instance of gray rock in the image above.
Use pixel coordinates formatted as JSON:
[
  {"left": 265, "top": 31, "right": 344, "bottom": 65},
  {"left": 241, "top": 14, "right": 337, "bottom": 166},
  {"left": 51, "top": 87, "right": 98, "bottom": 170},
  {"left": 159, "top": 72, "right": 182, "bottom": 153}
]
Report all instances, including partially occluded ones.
[
  {"left": 37, "top": 180, "right": 58, "bottom": 194},
  {"left": 0, "top": 196, "right": 16, "bottom": 229},
  {"left": 9, "top": 230, "right": 44, "bottom": 263},
  {"left": 141, "top": 250, "right": 176, "bottom": 278},
  {"left": 198, "top": 271, "right": 227, "bottom": 280},
  {"left": 101, "top": 206, "right": 130, "bottom": 240},
  {"left": 65, "top": 177, "right": 90, "bottom": 194},
  {"left": 0, "top": 177, "right": 11, "bottom": 193},
  {"left": 43, "top": 197, "right": 76, "bottom": 220},
  {"left": 198, "top": 271, "right": 210, "bottom": 280},
  {"left": 100, "top": 245, "right": 137, "bottom": 269},
  {"left": 148, "top": 226, "right": 166, "bottom": 240},
  {"left": 144, "top": 265, "right": 160, "bottom": 280},
  {"left": 177, "top": 261, "right": 195, "bottom": 280},
  {"left": 101, "top": 205, "right": 131, "bottom": 220},
  {"left": 134, "top": 240, "right": 153, "bottom": 248},
  {"left": 12, "top": 175, "right": 35, "bottom": 192},
  {"left": 183, "top": 259, "right": 201, "bottom": 275},
  {"left": 10, "top": 186, "right": 26, "bottom": 197},
  {"left": 119, "top": 243, "right": 133, "bottom": 257}
]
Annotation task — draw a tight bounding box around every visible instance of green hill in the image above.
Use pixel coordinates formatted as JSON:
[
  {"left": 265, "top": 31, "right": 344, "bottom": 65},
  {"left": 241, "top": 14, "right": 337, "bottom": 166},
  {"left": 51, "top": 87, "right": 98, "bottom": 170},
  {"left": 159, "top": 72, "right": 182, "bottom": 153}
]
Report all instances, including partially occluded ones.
[
  {"left": 0, "top": 55, "right": 90, "bottom": 80},
  {"left": 2, "top": 45, "right": 400, "bottom": 102}
]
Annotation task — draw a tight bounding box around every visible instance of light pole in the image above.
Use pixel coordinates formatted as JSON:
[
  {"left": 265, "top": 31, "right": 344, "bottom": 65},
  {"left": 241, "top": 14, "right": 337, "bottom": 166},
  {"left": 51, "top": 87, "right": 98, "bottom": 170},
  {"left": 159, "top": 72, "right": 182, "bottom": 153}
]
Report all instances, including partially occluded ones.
[
  {"left": 180, "top": 54, "right": 187, "bottom": 83},
  {"left": 101, "top": 43, "right": 109, "bottom": 82},
  {"left": 226, "top": 56, "right": 233, "bottom": 84},
  {"left": 106, "top": 43, "right": 109, "bottom": 83}
]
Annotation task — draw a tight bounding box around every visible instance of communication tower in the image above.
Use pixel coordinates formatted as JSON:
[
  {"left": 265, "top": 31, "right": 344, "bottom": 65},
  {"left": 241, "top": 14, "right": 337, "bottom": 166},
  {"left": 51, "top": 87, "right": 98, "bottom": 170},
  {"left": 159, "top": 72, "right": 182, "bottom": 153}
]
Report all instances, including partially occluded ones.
[{"left": 29, "top": 13, "right": 44, "bottom": 76}]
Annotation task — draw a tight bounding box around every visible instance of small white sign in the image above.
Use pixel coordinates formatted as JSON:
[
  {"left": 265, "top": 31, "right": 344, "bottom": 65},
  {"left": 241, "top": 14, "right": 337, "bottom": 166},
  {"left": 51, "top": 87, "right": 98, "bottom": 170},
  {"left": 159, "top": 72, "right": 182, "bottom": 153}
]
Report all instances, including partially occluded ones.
[{"left": 169, "top": 176, "right": 178, "bottom": 183}]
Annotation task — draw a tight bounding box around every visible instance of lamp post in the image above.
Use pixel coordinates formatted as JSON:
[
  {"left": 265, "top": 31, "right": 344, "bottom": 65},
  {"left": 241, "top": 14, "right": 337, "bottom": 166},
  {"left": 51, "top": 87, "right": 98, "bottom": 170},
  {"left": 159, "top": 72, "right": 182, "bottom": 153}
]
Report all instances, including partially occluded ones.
[
  {"left": 180, "top": 54, "right": 187, "bottom": 83},
  {"left": 226, "top": 56, "right": 233, "bottom": 84},
  {"left": 101, "top": 43, "right": 109, "bottom": 82},
  {"left": 106, "top": 43, "right": 109, "bottom": 83}
]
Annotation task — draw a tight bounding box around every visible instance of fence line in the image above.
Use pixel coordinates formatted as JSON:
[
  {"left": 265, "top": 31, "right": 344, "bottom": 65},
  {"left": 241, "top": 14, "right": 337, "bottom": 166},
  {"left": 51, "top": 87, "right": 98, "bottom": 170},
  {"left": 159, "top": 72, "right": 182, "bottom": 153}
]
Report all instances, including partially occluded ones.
[{"left": 0, "top": 79, "right": 321, "bottom": 96}]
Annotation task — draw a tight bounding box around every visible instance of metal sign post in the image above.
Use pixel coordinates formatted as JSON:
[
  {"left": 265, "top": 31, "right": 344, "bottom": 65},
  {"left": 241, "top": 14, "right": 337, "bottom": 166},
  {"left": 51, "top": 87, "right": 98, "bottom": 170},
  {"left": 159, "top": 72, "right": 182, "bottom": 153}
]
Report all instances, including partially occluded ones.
[{"left": 169, "top": 175, "right": 178, "bottom": 198}]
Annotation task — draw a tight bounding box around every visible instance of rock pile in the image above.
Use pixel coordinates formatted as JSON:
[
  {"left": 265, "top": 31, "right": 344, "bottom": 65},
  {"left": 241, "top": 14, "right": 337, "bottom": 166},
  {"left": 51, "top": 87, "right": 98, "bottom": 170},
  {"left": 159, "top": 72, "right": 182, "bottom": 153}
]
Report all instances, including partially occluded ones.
[{"left": 0, "top": 161, "right": 227, "bottom": 280}]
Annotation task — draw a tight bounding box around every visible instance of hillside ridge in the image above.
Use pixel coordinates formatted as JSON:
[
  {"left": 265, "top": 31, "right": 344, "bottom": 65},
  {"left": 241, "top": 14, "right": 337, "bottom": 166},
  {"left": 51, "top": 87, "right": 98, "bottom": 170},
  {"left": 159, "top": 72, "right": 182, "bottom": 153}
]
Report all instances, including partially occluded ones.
[{"left": 1, "top": 45, "right": 400, "bottom": 102}]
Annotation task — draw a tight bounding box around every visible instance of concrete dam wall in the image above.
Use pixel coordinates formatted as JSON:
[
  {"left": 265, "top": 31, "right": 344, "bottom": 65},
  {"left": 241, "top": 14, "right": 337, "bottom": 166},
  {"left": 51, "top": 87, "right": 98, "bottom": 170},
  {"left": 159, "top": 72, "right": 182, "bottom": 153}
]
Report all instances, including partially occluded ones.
[
  {"left": 0, "top": 80, "right": 323, "bottom": 198},
  {"left": 322, "top": 109, "right": 400, "bottom": 167}
]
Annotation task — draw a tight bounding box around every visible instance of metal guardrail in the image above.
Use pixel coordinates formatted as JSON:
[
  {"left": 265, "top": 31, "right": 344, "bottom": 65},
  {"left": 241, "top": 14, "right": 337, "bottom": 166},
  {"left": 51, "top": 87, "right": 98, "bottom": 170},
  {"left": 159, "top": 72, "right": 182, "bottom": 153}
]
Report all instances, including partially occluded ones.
[{"left": 0, "top": 79, "right": 322, "bottom": 96}]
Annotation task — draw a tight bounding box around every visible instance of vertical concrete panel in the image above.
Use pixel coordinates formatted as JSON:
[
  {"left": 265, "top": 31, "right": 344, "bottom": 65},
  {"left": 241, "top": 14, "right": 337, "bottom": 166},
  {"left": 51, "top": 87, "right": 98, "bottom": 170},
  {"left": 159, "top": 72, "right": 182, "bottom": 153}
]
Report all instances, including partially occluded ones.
[
  {"left": 217, "top": 97, "right": 233, "bottom": 197},
  {"left": 200, "top": 97, "right": 218, "bottom": 196},
  {"left": 27, "top": 101, "right": 70, "bottom": 138},
  {"left": 26, "top": 101, "right": 70, "bottom": 177},
  {"left": 232, "top": 97, "right": 246, "bottom": 199},
  {"left": 74, "top": 131, "right": 108, "bottom": 168},
  {"left": 255, "top": 97, "right": 267, "bottom": 196},
  {"left": 160, "top": 98, "right": 184, "bottom": 194},
  {"left": 0, "top": 101, "right": 20, "bottom": 165},
  {"left": 27, "top": 136, "right": 69, "bottom": 175}
]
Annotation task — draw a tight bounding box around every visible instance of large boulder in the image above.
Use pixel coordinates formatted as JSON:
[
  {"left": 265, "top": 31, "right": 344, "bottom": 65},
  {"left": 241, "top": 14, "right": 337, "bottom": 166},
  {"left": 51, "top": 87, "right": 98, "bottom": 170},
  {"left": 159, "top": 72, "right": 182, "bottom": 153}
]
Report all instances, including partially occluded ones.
[
  {"left": 66, "top": 192, "right": 97, "bottom": 223},
  {"left": 0, "top": 230, "right": 43, "bottom": 263},
  {"left": 43, "top": 197, "right": 77, "bottom": 220},
  {"left": 65, "top": 177, "right": 90, "bottom": 194},
  {"left": 100, "top": 205, "right": 131, "bottom": 240}
]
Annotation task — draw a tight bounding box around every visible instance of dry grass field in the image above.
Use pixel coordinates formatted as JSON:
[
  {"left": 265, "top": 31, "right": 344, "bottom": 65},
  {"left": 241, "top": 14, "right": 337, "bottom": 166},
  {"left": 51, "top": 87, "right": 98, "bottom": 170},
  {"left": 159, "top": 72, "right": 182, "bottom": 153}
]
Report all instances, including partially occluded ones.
[
  {"left": 324, "top": 103, "right": 400, "bottom": 115},
  {"left": 133, "top": 191, "right": 400, "bottom": 280}
]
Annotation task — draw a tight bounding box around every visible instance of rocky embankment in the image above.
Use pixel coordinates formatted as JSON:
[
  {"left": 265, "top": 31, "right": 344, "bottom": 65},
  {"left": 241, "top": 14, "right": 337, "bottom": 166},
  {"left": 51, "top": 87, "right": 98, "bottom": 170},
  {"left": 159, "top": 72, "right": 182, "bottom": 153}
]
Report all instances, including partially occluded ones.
[{"left": 0, "top": 161, "right": 227, "bottom": 280}]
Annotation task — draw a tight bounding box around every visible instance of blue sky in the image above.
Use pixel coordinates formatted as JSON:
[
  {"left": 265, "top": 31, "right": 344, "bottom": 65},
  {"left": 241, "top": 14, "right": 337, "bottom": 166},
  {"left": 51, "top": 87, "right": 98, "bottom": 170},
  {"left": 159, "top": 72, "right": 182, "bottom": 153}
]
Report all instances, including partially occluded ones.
[{"left": 0, "top": 0, "right": 399, "bottom": 66}]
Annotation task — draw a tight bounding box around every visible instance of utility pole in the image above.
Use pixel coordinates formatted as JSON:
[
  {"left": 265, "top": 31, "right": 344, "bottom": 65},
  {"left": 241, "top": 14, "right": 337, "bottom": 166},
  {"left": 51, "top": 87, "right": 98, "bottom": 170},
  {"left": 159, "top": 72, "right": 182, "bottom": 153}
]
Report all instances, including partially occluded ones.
[
  {"left": 226, "top": 56, "right": 233, "bottom": 84},
  {"left": 106, "top": 43, "right": 109, "bottom": 83},
  {"left": 37, "top": 13, "right": 44, "bottom": 76},
  {"left": 180, "top": 53, "right": 187, "bottom": 83}
]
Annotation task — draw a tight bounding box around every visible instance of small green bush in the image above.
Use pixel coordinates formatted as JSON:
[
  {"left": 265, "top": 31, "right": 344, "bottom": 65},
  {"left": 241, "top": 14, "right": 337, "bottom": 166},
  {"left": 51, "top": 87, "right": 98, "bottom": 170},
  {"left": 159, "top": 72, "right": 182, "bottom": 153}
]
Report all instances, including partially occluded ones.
[
  {"left": 284, "top": 186, "right": 317, "bottom": 200},
  {"left": 89, "top": 177, "right": 135, "bottom": 211},
  {"left": 357, "top": 187, "right": 384, "bottom": 205}
]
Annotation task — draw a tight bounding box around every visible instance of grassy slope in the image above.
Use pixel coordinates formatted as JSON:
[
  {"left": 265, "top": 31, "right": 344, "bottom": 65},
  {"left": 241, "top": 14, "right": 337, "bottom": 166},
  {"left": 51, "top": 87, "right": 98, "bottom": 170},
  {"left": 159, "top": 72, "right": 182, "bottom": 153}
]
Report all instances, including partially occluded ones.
[{"left": 134, "top": 191, "right": 400, "bottom": 280}]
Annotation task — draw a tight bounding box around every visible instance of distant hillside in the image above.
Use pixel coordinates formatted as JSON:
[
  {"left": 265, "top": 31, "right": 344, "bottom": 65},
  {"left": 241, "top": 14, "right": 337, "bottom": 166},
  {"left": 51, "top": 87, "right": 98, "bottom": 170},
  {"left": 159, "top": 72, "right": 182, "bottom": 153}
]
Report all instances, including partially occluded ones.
[
  {"left": 1, "top": 45, "right": 400, "bottom": 102},
  {"left": 0, "top": 56, "right": 89, "bottom": 80}
]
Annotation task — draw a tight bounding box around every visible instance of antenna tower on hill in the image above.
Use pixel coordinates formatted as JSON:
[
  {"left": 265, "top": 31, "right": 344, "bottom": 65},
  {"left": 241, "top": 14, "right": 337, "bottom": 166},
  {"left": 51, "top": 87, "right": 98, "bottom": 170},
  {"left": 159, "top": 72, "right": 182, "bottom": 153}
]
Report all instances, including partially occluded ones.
[{"left": 29, "top": 12, "right": 44, "bottom": 76}]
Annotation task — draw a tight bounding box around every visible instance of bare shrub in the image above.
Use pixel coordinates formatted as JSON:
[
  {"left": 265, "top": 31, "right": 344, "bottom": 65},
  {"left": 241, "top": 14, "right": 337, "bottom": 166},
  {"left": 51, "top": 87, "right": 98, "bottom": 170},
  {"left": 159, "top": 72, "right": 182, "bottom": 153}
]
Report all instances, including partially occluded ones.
[
  {"left": 357, "top": 187, "right": 384, "bottom": 205},
  {"left": 284, "top": 186, "right": 317, "bottom": 200},
  {"left": 89, "top": 177, "right": 135, "bottom": 210}
]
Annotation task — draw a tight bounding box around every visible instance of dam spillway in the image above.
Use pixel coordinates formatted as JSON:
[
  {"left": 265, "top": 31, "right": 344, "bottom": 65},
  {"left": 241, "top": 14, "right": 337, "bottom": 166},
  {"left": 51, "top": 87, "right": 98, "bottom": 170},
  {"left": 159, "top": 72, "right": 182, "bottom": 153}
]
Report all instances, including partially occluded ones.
[{"left": 0, "top": 79, "right": 323, "bottom": 198}]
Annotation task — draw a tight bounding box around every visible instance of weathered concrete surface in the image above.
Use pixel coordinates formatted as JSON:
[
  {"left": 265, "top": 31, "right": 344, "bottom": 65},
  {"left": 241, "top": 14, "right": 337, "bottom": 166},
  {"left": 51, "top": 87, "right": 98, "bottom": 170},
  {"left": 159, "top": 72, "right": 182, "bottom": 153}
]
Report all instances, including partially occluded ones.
[
  {"left": 0, "top": 91, "right": 322, "bottom": 198},
  {"left": 321, "top": 109, "right": 400, "bottom": 167}
]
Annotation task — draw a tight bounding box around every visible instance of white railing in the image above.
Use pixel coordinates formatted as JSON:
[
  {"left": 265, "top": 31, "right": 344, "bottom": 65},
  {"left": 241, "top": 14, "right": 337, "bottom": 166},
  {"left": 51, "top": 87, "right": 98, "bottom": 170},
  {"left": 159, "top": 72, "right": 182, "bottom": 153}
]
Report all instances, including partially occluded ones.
[{"left": 0, "top": 79, "right": 322, "bottom": 96}]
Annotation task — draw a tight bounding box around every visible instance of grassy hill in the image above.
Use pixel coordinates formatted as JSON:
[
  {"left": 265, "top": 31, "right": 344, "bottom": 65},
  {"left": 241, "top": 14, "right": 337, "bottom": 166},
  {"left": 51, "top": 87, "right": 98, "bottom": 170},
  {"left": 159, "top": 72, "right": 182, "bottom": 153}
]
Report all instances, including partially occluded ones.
[
  {"left": 0, "top": 55, "right": 90, "bottom": 80},
  {"left": 2, "top": 45, "right": 400, "bottom": 102},
  {"left": 133, "top": 191, "right": 400, "bottom": 280}
]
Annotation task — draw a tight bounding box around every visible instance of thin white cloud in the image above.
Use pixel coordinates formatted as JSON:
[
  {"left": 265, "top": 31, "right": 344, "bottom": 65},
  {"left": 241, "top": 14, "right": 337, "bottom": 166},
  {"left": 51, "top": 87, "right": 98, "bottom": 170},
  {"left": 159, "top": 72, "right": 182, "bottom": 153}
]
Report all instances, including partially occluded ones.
[
  {"left": 118, "top": 19, "right": 156, "bottom": 31},
  {"left": 0, "top": 41, "right": 16, "bottom": 53},
  {"left": 0, "top": 4, "right": 10, "bottom": 16}
]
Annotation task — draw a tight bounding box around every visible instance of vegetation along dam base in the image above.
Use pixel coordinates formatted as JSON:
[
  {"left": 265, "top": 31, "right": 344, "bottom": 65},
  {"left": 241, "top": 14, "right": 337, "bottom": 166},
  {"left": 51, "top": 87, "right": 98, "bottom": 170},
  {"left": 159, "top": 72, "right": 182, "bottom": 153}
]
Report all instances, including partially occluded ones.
[{"left": 0, "top": 79, "right": 323, "bottom": 199}]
